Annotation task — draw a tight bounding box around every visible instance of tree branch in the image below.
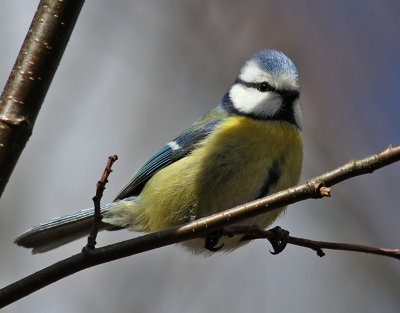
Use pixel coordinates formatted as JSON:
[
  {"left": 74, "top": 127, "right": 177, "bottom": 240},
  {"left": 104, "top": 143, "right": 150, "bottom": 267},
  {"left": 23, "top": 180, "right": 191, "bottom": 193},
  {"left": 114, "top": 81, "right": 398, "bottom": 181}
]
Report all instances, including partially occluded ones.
[
  {"left": 222, "top": 225, "right": 400, "bottom": 259},
  {"left": 287, "top": 236, "right": 400, "bottom": 259},
  {"left": 0, "top": 144, "right": 399, "bottom": 308},
  {"left": 0, "top": 0, "right": 85, "bottom": 197}
]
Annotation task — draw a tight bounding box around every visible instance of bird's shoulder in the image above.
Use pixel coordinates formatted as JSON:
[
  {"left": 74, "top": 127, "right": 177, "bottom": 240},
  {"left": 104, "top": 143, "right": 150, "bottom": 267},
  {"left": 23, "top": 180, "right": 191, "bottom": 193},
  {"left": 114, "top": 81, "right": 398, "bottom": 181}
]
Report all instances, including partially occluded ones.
[{"left": 114, "top": 107, "right": 229, "bottom": 200}]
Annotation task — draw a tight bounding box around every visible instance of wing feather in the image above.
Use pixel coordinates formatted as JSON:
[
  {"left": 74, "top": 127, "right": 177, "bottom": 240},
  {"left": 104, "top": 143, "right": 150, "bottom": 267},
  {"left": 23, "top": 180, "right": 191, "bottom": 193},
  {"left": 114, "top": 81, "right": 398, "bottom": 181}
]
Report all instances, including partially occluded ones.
[{"left": 114, "top": 108, "right": 228, "bottom": 200}]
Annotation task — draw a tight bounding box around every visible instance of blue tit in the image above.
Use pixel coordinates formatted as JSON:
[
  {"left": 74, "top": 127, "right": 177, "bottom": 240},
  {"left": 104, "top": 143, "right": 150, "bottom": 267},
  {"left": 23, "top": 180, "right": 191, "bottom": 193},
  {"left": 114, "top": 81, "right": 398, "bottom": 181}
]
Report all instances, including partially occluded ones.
[{"left": 15, "top": 50, "right": 303, "bottom": 254}]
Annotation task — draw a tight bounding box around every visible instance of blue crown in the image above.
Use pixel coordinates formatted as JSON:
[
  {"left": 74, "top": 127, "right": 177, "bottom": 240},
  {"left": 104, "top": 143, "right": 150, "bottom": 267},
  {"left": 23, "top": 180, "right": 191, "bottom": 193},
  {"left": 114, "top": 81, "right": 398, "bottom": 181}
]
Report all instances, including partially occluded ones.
[{"left": 253, "top": 50, "right": 298, "bottom": 78}]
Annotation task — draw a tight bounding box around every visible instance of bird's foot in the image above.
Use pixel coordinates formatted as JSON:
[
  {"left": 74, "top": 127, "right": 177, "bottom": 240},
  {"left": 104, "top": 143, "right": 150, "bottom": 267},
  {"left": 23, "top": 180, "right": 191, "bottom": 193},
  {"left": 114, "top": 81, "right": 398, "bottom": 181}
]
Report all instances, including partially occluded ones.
[
  {"left": 204, "top": 229, "right": 224, "bottom": 251},
  {"left": 268, "top": 226, "right": 289, "bottom": 255}
]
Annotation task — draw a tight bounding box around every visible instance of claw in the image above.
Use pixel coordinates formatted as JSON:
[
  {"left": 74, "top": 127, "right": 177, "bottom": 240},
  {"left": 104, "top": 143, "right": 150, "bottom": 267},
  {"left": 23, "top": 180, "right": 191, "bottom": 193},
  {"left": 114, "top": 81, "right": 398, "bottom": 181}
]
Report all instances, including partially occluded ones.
[
  {"left": 205, "top": 229, "right": 224, "bottom": 252},
  {"left": 268, "top": 226, "right": 289, "bottom": 255}
]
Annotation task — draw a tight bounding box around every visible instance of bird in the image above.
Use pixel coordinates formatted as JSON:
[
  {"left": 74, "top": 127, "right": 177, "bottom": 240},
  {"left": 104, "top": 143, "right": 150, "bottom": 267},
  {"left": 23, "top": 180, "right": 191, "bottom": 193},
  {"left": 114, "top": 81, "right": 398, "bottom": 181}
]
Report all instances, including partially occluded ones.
[{"left": 15, "top": 49, "right": 303, "bottom": 254}]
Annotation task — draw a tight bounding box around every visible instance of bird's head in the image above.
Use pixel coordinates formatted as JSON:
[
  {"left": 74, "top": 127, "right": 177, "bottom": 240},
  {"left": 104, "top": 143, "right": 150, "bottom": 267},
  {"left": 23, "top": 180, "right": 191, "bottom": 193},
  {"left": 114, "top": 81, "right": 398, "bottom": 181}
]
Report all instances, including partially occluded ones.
[{"left": 222, "top": 50, "right": 302, "bottom": 129}]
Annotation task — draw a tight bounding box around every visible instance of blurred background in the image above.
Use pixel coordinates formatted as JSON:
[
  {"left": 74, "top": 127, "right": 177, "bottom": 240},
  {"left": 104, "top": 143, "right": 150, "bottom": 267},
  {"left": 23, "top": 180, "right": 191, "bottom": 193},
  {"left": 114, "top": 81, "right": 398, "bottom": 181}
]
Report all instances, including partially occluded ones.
[{"left": 1, "top": 1, "right": 399, "bottom": 312}]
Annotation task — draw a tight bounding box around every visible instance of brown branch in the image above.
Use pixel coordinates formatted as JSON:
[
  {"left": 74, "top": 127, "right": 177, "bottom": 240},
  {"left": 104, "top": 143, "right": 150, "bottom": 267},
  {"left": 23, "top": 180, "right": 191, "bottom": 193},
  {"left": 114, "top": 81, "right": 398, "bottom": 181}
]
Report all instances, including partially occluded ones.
[
  {"left": 0, "top": 0, "right": 85, "bottom": 197},
  {"left": 86, "top": 155, "right": 118, "bottom": 249},
  {"left": 0, "top": 144, "right": 399, "bottom": 308},
  {"left": 287, "top": 236, "right": 400, "bottom": 259},
  {"left": 222, "top": 225, "right": 400, "bottom": 259}
]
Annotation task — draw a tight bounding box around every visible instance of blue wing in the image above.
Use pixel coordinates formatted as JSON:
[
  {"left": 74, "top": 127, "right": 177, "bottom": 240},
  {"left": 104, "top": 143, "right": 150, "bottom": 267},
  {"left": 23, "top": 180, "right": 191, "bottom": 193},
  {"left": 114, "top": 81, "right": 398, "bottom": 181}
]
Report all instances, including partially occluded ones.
[{"left": 114, "top": 111, "right": 225, "bottom": 200}]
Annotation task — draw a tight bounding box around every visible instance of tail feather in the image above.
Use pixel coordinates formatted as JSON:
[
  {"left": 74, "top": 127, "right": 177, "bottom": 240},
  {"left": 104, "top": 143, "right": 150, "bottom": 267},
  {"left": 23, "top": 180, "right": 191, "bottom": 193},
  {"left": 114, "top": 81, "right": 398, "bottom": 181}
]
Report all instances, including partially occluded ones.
[{"left": 15, "top": 205, "right": 114, "bottom": 254}]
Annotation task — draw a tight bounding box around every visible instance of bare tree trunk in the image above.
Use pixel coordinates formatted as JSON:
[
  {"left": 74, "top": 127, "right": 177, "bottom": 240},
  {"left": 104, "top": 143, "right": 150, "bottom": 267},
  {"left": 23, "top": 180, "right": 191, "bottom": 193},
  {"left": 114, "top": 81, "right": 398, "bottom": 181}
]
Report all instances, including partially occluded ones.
[{"left": 0, "top": 0, "right": 85, "bottom": 197}]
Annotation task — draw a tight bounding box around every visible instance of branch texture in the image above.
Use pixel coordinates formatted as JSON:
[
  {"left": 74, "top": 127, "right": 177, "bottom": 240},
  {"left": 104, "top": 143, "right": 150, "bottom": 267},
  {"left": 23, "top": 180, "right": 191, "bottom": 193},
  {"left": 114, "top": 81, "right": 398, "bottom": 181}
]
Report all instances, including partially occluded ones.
[
  {"left": 0, "top": 0, "right": 85, "bottom": 197},
  {"left": 86, "top": 155, "right": 118, "bottom": 249},
  {"left": 0, "top": 144, "right": 399, "bottom": 308}
]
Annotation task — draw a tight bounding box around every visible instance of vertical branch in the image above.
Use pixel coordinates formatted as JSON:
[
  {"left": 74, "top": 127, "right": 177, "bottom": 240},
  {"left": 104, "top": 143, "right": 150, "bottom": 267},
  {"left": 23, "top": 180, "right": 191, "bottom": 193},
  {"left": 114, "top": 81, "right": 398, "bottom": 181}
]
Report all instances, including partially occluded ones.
[
  {"left": 86, "top": 155, "right": 118, "bottom": 250},
  {"left": 0, "top": 0, "right": 85, "bottom": 197}
]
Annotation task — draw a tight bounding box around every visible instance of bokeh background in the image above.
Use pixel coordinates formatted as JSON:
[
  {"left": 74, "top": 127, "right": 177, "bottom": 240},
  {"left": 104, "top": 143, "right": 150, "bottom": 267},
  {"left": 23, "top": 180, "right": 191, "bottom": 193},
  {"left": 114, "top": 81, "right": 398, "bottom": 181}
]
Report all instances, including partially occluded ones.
[{"left": 1, "top": 1, "right": 399, "bottom": 312}]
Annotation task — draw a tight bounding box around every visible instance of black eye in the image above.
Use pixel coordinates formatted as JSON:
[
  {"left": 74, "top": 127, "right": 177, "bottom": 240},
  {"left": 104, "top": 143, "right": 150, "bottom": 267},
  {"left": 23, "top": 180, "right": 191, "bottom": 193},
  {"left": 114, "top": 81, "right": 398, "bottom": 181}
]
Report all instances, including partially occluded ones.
[{"left": 258, "top": 82, "right": 274, "bottom": 92}]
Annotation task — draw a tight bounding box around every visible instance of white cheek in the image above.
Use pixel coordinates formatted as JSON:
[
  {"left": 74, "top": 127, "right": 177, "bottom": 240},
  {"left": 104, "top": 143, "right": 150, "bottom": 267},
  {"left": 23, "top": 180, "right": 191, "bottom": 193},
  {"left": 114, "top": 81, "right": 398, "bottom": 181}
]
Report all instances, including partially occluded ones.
[
  {"left": 230, "top": 84, "right": 282, "bottom": 118},
  {"left": 292, "top": 99, "right": 303, "bottom": 130}
]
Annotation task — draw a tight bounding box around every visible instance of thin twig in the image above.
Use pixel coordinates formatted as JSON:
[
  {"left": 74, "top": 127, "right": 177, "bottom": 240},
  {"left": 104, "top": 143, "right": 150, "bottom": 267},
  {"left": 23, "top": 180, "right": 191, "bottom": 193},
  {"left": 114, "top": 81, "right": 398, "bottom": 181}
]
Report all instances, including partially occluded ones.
[
  {"left": 223, "top": 225, "right": 400, "bottom": 259},
  {"left": 86, "top": 155, "right": 118, "bottom": 250},
  {"left": 287, "top": 236, "right": 400, "bottom": 259},
  {"left": 0, "top": 144, "right": 399, "bottom": 308}
]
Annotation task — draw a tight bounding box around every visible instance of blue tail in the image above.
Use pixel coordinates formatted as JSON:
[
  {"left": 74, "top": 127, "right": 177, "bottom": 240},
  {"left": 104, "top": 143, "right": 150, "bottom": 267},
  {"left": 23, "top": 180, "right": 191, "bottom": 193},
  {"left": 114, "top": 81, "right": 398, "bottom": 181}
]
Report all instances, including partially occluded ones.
[{"left": 15, "top": 203, "right": 117, "bottom": 254}]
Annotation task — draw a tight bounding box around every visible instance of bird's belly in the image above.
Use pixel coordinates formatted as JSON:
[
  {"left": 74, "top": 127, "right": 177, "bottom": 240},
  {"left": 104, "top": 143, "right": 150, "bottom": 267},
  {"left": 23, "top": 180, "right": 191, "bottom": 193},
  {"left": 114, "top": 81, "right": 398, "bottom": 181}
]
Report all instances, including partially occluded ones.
[{"left": 139, "top": 118, "right": 302, "bottom": 252}]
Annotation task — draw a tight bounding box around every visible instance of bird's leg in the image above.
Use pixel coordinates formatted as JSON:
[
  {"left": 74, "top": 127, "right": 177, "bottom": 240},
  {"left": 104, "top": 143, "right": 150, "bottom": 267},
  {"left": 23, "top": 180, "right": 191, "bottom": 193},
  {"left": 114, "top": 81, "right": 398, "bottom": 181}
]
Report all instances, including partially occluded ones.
[
  {"left": 204, "top": 225, "right": 290, "bottom": 254},
  {"left": 219, "top": 225, "right": 290, "bottom": 255}
]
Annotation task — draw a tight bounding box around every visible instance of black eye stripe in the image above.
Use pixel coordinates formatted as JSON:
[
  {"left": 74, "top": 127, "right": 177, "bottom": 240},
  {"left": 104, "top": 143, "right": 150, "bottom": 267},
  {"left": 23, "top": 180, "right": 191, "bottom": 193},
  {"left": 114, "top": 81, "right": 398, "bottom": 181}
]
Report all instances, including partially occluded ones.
[
  {"left": 235, "top": 78, "right": 299, "bottom": 99},
  {"left": 235, "top": 78, "right": 277, "bottom": 93},
  {"left": 258, "top": 82, "right": 275, "bottom": 92}
]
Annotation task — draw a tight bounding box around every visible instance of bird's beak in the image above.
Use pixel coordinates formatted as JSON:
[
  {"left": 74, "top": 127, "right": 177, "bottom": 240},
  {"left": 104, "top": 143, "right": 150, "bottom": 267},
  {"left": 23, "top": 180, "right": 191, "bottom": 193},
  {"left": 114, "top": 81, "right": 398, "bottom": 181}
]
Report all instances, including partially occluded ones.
[{"left": 280, "top": 89, "right": 299, "bottom": 103}]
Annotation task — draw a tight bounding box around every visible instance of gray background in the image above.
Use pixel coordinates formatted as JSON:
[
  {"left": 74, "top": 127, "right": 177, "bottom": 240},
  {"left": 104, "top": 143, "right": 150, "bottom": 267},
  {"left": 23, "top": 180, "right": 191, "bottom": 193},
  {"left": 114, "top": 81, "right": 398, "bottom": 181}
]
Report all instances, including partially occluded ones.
[{"left": 1, "top": 1, "right": 399, "bottom": 312}]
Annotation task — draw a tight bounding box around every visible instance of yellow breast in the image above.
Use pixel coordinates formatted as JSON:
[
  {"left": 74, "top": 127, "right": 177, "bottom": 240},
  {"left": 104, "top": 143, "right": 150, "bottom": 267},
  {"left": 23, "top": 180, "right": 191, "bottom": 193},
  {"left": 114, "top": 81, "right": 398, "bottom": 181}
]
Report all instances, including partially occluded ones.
[{"left": 136, "top": 116, "right": 302, "bottom": 232}]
